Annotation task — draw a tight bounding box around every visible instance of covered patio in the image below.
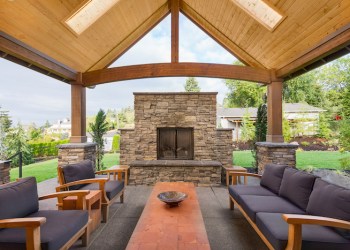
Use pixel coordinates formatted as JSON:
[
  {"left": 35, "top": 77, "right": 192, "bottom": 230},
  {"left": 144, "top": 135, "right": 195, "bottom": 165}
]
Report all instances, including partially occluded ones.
[{"left": 1, "top": 0, "right": 350, "bottom": 249}]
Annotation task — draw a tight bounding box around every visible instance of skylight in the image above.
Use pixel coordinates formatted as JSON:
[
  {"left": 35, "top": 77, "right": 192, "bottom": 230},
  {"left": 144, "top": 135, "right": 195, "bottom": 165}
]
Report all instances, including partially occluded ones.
[
  {"left": 64, "top": 0, "right": 120, "bottom": 36},
  {"left": 231, "top": 0, "right": 285, "bottom": 31}
]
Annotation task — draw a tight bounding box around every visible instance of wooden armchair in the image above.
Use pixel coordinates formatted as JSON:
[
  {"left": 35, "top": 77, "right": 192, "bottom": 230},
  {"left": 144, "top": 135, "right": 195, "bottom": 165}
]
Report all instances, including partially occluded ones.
[
  {"left": 0, "top": 177, "right": 90, "bottom": 250},
  {"left": 56, "top": 160, "right": 125, "bottom": 222}
]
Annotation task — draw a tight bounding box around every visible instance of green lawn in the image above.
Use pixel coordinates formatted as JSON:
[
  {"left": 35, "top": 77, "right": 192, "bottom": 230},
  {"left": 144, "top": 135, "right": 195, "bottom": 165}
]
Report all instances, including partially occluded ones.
[
  {"left": 10, "top": 153, "right": 120, "bottom": 182},
  {"left": 233, "top": 150, "right": 350, "bottom": 170}
]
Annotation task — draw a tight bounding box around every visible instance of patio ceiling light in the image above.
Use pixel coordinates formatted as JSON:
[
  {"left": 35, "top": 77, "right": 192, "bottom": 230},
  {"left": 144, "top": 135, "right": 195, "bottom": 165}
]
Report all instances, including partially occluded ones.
[
  {"left": 231, "top": 0, "right": 285, "bottom": 31},
  {"left": 64, "top": 0, "right": 120, "bottom": 36}
]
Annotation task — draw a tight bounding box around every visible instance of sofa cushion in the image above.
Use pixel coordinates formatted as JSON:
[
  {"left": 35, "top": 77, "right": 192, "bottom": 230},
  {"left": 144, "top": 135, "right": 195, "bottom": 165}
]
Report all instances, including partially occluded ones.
[
  {"left": 62, "top": 160, "right": 95, "bottom": 190},
  {"left": 307, "top": 178, "right": 350, "bottom": 221},
  {"left": 229, "top": 185, "right": 276, "bottom": 204},
  {"left": 0, "top": 177, "right": 39, "bottom": 220},
  {"left": 260, "top": 164, "right": 288, "bottom": 194},
  {"left": 306, "top": 178, "right": 350, "bottom": 239},
  {"left": 239, "top": 195, "right": 305, "bottom": 222},
  {"left": 256, "top": 212, "right": 350, "bottom": 250},
  {"left": 0, "top": 210, "right": 89, "bottom": 250},
  {"left": 279, "top": 168, "right": 317, "bottom": 210},
  {"left": 82, "top": 180, "right": 124, "bottom": 200}
]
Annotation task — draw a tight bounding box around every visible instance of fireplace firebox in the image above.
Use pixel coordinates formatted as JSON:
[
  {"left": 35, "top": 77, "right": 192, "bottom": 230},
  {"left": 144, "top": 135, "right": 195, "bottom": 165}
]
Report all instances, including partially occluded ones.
[{"left": 157, "top": 128, "right": 194, "bottom": 160}]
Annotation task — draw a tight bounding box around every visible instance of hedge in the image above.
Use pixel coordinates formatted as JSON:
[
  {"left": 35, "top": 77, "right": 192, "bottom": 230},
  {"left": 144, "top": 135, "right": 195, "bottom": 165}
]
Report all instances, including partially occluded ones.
[{"left": 29, "top": 139, "right": 69, "bottom": 157}]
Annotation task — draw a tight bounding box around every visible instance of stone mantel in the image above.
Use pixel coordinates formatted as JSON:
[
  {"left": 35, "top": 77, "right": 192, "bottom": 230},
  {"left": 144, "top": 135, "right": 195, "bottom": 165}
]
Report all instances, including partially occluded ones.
[{"left": 130, "top": 160, "right": 222, "bottom": 167}]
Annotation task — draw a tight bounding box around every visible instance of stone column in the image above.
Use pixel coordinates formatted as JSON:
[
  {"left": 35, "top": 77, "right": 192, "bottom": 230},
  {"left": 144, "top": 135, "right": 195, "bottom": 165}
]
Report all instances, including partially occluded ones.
[
  {"left": 0, "top": 160, "right": 11, "bottom": 184},
  {"left": 58, "top": 143, "right": 96, "bottom": 169},
  {"left": 256, "top": 142, "right": 298, "bottom": 174}
]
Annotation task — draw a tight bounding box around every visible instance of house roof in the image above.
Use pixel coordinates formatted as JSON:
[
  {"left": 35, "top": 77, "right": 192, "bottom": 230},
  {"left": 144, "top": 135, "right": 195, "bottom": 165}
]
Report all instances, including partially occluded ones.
[
  {"left": 1, "top": 0, "right": 349, "bottom": 84},
  {"left": 218, "top": 103, "right": 326, "bottom": 118}
]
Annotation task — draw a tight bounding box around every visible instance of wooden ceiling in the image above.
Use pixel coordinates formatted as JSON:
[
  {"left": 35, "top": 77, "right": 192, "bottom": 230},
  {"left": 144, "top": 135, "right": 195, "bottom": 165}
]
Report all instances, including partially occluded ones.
[{"left": 1, "top": 0, "right": 349, "bottom": 84}]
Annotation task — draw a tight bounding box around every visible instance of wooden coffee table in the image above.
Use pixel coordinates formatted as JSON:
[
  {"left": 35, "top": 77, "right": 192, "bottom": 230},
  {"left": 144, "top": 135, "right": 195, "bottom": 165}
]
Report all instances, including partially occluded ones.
[
  {"left": 126, "top": 182, "right": 210, "bottom": 249},
  {"left": 223, "top": 165, "right": 248, "bottom": 186}
]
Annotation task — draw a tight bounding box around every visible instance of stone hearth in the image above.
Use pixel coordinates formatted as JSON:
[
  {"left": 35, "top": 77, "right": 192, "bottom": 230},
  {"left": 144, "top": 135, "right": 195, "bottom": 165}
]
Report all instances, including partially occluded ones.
[{"left": 120, "top": 92, "right": 233, "bottom": 186}]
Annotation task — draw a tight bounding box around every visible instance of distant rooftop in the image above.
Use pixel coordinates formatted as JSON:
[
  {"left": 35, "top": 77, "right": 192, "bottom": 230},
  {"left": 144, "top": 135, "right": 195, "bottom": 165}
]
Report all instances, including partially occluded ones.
[{"left": 218, "top": 103, "right": 326, "bottom": 118}]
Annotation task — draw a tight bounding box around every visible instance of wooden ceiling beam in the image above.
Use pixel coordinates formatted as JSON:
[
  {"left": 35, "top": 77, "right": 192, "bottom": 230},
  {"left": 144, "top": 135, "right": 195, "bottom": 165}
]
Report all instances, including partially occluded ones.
[
  {"left": 88, "top": 3, "right": 170, "bottom": 71},
  {"left": 171, "top": 0, "right": 180, "bottom": 63},
  {"left": 276, "top": 25, "right": 350, "bottom": 78},
  {"left": 0, "top": 32, "right": 76, "bottom": 81},
  {"left": 82, "top": 62, "right": 271, "bottom": 87},
  {"left": 180, "top": 1, "right": 266, "bottom": 69}
]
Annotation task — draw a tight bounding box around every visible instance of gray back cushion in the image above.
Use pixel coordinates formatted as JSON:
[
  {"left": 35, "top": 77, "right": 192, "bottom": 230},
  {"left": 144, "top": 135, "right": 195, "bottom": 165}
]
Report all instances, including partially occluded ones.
[
  {"left": 62, "top": 160, "right": 95, "bottom": 190},
  {"left": 260, "top": 164, "right": 288, "bottom": 194},
  {"left": 279, "top": 168, "right": 317, "bottom": 210},
  {"left": 0, "top": 177, "right": 39, "bottom": 219},
  {"left": 307, "top": 178, "right": 350, "bottom": 221}
]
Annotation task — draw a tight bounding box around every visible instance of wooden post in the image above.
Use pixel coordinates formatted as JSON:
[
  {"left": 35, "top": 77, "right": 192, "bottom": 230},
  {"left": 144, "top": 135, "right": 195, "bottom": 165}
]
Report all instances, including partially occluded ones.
[
  {"left": 171, "top": 0, "right": 179, "bottom": 63},
  {"left": 70, "top": 73, "right": 87, "bottom": 143},
  {"left": 266, "top": 81, "right": 284, "bottom": 142}
]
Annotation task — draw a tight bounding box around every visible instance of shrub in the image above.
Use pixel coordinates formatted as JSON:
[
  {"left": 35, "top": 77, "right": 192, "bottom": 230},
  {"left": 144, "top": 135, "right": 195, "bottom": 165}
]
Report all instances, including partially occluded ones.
[
  {"left": 29, "top": 139, "right": 69, "bottom": 158},
  {"left": 301, "top": 141, "right": 310, "bottom": 146},
  {"left": 112, "top": 134, "right": 120, "bottom": 152}
]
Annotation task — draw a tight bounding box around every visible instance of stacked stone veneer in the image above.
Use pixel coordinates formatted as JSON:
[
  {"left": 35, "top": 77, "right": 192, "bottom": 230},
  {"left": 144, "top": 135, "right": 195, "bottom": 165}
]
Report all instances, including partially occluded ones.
[
  {"left": 256, "top": 142, "right": 298, "bottom": 174},
  {"left": 0, "top": 160, "right": 11, "bottom": 184},
  {"left": 58, "top": 143, "right": 97, "bottom": 169},
  {"left": 120, "top": 92, "right": 233, "bottom": 186}
]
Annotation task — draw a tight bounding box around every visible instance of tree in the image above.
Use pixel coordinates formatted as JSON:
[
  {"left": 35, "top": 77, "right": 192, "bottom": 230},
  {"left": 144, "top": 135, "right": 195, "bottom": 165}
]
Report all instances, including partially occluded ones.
[
  {"left": 283, "top": 115, "right": 291, "bottom": 142},
  {"left": 283, "top": 71, "right": 325, "bottom": 107},
  {"left": 184, "top": 77, "right": 200, "bottom": 92},
  {"left": 255, "top": 102, "right": 267, "bottom": 142},
  {"left": 342, "top": 85, "right": 350, "bottom": 119},
  {"left": 224, "top": 80, "right": 266, "bottom": 108},
  {"left": 89, "top": 109, "right": 109, "bottom": 170},
  {"left": 6, "top": 123, "right": 33, "bottom": 167},
  {"left": 317, "top": 113, "right": 331, "bottom": 139},
  {"left": 240, "top": 111, "right": 255, "bottom": 142},
  {"left": 0, "top": 107, "right": 12, "bottom": 160}
]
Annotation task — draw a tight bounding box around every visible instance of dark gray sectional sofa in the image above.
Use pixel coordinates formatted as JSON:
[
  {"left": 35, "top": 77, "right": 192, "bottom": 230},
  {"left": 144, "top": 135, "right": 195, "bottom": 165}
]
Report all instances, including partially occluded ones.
[{"left": 229, "top": 164, "right": 350, "bottom": 250}]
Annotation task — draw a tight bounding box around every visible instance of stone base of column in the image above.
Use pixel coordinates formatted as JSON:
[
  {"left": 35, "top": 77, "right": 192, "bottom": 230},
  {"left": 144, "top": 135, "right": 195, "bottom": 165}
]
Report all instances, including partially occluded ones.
[
  {"left": 256, "top": 142, "right": 298, "bottom": 174},
  {"left": 0, "top": 160, "right": 11, "bottom": 184},
  {"left": 58, "top": 143, "right": 97, "bottom": 169}
]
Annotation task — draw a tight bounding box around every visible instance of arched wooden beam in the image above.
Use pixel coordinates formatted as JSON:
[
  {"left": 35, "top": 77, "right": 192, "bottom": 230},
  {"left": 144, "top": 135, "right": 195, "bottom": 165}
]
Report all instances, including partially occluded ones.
[{"left": 82, "top": 63, "right": 271, "bottom": 86}]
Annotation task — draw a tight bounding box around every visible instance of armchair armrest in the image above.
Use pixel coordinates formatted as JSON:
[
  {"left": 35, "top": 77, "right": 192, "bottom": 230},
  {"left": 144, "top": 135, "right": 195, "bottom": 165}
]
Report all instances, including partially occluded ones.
[
  {"left": 40, "top": 190, "right": 90, "bottom": 210},
  {"left": 0, "top": 217, "right": 46, "bottom": 250},
  {"left": 0, "top": 217, "right": 46, "bottom": 229},
  {"left": 282, "top": 214, "right": 350, "bottom": 250},
  {"left": 55, "top": 178, "right": 108, "bottom": 192}
]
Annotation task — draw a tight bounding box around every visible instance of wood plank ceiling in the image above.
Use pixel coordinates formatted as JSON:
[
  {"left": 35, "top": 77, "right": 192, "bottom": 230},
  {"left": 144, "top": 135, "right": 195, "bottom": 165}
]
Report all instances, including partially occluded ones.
[{"left": 0, "top": 0, "right": 349, "bottom": 83}]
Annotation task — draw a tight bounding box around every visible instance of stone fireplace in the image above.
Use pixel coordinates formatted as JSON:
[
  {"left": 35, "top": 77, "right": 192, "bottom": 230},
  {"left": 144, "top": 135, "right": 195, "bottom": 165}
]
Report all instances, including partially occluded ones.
[{"left": 120, "top": 92, "right": 233, "bottom": 186}]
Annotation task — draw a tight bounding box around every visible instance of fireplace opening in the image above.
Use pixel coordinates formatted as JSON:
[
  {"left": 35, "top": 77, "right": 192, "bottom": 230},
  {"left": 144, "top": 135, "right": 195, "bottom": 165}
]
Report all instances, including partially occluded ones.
[{"left": 157, "top": 128, "right": 194, "bottom": 160}]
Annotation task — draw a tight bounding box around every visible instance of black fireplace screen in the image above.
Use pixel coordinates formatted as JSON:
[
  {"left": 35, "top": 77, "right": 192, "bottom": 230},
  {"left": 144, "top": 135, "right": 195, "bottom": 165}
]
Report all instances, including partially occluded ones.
[{"left": 157, "top": 128, "right": 194, "bottom": 160}]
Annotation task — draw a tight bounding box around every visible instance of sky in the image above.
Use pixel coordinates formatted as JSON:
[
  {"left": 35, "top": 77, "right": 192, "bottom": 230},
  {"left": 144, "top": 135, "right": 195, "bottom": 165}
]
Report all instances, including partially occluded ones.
[{"left": 0, "top": 14, "right": 237, "bottom": 126}]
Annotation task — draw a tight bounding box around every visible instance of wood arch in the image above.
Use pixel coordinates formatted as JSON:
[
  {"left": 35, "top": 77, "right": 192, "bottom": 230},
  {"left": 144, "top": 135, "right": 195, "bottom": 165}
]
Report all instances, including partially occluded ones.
[{"left": 82, "top": 62, "right": 273, "bottom": 87}]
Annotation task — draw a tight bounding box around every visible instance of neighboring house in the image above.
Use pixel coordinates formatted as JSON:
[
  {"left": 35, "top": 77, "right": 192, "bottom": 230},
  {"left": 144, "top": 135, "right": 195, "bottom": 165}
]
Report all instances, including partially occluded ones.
[
  {"left": 87, "top": 129, "right": 119, "bottom": 152},
  {"left": 218, "top": 103, "right": 326, "bottom": 141},
  {"left": 46, "top": 118, "right": 71, "bottom": 136}
]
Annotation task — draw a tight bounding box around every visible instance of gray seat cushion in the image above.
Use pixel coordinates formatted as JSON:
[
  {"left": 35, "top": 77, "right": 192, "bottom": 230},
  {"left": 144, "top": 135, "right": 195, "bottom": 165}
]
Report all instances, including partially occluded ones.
[
  {"left": 0, "top": 177, "right": 39, "bottom": 220},
  {"left": 0, "top": 210, "right": 89, "bottom": 250},
  {"left": 260, "top": 164, "right": 288, "bottom": 194},
  {"left": 256, "top": 212, "right": 350, "bottom": 250},
  {"left": 279, "top": 168, "right": 317, "bottom": 211},
  {"left": 228, "top": 185, "right": 276, "bottom": 204},
  {"left": 62, "top": 160, "right": 96, "bottom": 190},
  {"left": 82, "top": 180, "right": 124, "bottom": 201},
  {"left": 239, "top": 195, "right": 305, "bottom": 222}
]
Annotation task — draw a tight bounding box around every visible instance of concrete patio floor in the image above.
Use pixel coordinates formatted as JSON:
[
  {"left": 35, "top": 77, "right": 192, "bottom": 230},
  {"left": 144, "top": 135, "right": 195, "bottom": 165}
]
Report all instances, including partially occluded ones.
[{"left": 38, "top": 178, "right": 267, "bottom": 250}]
